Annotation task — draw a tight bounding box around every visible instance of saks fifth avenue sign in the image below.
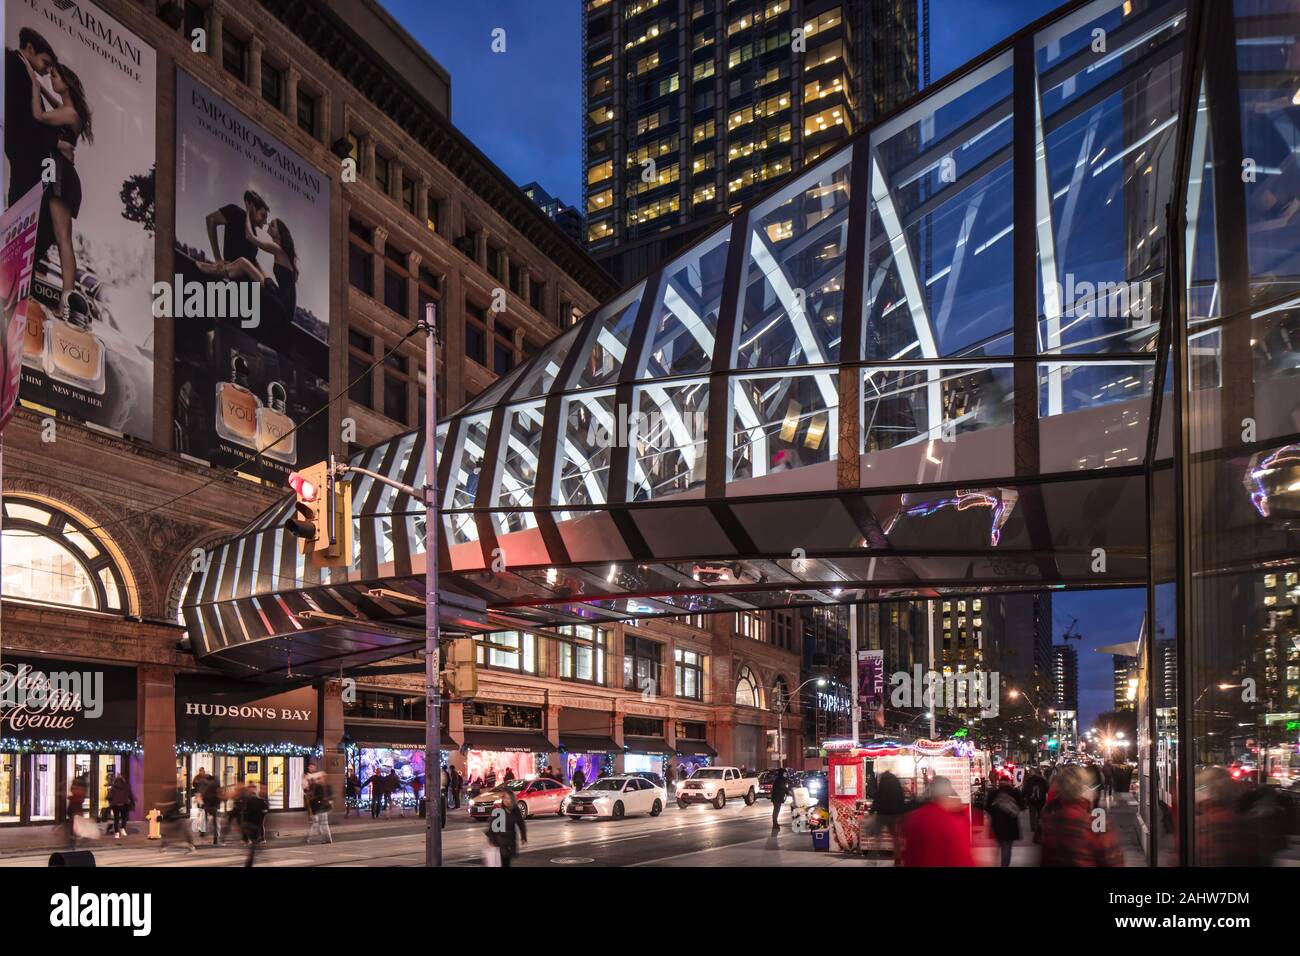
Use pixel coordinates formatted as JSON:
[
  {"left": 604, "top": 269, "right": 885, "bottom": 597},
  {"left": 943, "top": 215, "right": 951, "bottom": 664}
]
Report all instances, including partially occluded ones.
[
  {"left": 182, "top": 702, "right": 311, "bottom": 722},
  {"left": 0, "top": 663, "right": 103, "bottom": 732}
]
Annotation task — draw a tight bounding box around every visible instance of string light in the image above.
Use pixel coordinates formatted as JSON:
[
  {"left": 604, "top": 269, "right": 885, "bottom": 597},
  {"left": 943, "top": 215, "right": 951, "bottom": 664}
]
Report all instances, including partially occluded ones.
[
  {"left": 0, "top": 738, "right": 142, "bottom": 755},
  {"left": 174, "top": 741, "right": 323, "bottom": 757}
]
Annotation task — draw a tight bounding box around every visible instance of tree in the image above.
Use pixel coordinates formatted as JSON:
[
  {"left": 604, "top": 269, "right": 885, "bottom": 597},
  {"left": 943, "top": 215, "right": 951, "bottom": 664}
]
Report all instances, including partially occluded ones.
[{"left": 120, "top": 165, "right": 156, "bottom": 237}]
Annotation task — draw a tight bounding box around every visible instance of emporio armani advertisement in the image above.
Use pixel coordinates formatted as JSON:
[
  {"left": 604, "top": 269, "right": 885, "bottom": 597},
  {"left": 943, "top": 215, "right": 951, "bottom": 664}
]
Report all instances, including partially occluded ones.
[
  {"left": 171, "top": 69, "right": 329, "bottom": 482},
  {"left": 2, "top": 0, "right": 156, "bottom": 438}
]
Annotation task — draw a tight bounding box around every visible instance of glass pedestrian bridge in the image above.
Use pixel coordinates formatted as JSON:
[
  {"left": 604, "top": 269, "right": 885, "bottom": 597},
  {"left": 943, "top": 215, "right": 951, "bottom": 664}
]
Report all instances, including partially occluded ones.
[{"left": 186, "top": 0, "right": 1298, "bottom": 688}]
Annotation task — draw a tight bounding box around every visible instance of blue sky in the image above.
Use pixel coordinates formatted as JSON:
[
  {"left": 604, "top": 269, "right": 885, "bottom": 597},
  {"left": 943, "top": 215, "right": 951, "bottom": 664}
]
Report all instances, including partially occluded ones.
[
  {"left": 383, "top": 0, "right": 1131, "bottom": 731},
  {"left": 383, "top": 0, "right": 1063, "bottom": 205}
]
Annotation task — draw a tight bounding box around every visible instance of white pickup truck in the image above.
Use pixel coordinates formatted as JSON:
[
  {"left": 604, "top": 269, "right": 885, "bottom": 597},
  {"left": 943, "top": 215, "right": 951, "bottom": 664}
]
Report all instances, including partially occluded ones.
[{"left": 675, "top": 766, "right": 759, "bottom": 809}]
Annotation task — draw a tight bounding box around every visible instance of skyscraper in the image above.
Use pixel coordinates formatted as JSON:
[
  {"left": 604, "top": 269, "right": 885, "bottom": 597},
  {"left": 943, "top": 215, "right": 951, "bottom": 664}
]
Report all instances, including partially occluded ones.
[
  {"left": 1052, "top": 644, "right": 1080, "bottom": 713},
  {"left": 582, "top": 0, "right": 919, "bottom": 285}
]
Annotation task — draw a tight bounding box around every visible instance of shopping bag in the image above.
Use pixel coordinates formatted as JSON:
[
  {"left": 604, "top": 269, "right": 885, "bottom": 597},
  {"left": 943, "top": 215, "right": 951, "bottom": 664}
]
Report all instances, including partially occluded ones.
[{"left": 481, "top": 843, "right": 502, "bottom": 867}]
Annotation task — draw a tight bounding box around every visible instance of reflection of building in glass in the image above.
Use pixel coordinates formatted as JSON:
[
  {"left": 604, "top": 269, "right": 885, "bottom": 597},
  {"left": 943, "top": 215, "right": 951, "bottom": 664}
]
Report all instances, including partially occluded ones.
[{"left": 1113, "top": 654, "right": 1140, "bottom": 712}]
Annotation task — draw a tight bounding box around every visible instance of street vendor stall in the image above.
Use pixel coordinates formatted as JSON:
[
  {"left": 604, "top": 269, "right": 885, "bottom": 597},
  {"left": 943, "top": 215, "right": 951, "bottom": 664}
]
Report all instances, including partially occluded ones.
[{"left": 824, "top": 739, "right": 988, "bottom": 854}]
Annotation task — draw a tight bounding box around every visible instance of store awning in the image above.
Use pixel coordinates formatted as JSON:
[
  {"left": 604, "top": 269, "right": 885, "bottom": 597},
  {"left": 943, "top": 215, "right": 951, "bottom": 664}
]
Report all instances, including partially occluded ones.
[
  {"left": 559, "top": 734, "right": 621, "bottom": 753},
  {"left": 461, "top": 729, "right": 554, "bottom": 753},
  {"left": 624, "top": 736, "right": 673, "bottom": 755},
  {"left": 345, "top": 722, "right": 457, "bottom": 750},
  {"left": 675, "top": 740, "right": 717, "bottom": 757}
]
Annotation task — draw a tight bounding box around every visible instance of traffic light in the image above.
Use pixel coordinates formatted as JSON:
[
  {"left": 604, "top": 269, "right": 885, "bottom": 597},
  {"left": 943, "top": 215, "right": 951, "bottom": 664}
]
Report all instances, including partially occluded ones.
[
  {"left": 286, "top": 461, "right": 352, "bottom": 567},
  {"left": 286, "top": 462, "right": 329, "bottom": 552}
]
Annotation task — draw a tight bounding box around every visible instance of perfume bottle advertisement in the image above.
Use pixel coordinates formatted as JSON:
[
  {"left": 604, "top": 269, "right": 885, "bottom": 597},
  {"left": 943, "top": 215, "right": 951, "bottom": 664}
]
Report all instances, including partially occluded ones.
[
  {"left": 170, "top": 70, "right": 331, "bottom": 481},
  {"left": 0, "top": 183, "right": 41, "bottom": 431},
  {"left": 173, "top": 322, "right": 327, "bottom": 482},
  {"left": 3, "top": 0, "right": 157, "bottom": 438}
]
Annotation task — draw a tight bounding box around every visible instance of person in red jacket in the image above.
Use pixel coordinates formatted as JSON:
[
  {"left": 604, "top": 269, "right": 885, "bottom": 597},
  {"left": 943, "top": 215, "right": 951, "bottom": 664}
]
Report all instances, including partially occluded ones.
[
  {"left": 900, "top": 776, "right": 974, "bottom": 867},
  {"left": 1040, "top": 765, "right": 1124, "bottom": 867}
]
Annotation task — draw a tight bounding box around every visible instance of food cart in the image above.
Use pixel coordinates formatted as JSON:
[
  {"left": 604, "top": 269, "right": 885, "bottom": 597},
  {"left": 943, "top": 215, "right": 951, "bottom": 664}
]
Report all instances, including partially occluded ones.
[{"left": 824, "top": 739, "right": 988, "bottom": 854}]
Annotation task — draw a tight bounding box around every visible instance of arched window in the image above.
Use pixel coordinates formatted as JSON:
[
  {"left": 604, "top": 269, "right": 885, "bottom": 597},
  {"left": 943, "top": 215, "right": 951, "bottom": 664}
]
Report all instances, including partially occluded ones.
[
  {"left": 1, "top": 498, "right": 128, "bottom": 612},
  {"left": 735, "top": 665, "right": 762, "bottom": 708}
]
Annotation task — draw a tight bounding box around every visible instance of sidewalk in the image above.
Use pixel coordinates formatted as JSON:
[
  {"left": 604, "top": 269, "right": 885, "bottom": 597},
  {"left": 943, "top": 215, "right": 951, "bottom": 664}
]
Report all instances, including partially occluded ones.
[
  {"left": 643, "top": 792, "right": 1149, "bottom": 867},
  {"left": 0, "top": 807, "right": 435, "bottom": 858}
]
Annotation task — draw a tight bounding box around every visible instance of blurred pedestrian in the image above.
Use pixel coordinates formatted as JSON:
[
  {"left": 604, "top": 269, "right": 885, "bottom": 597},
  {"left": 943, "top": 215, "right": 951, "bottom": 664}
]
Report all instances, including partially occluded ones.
[
  {"left": 869, "top": 770, "right": 907, "bottom": 864},
  {"left": 1022, "top": 766, "right": 1048, "bottom": 842},
  {"left": 572, "top": 765, "right": 586, "bottom": 792},
  {"left": 900, "top": 776, "right": 974, "bottom": 867},
  {"left": 988, "top": 776, "right": 1023, "bottom": 867},
  {"left": 344, "top": 768, "right": 361, "bottom": 818},
  {"left": 64, "top": 774, "right": 88, "bottom": 848},
  {"left": 486, "top": 789, "right": 527, "bottom": 868},
  {"left": 450, "top": 766, "right": 463, "bottom": 809},
  {"left": 305, "top": 769, "right": 334, "bottom": 845},
  {"left": 201, "top": 772, "right": 223, "bottom": 845},
  {"left": 1040, "top": 765, "right": 1123, "bottom": 866},
  {"left": 238, "top": 782, "right": 269, "bottom": 866},
  {"left": 108, "top": 774, "right": 133, "bottom": 838},
  {"left": 770, "top": 767, "right": 789, "bottom": 831}
]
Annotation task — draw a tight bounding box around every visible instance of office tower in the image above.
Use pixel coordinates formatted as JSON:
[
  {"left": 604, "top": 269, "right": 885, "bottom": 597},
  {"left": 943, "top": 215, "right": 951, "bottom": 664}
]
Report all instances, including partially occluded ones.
[
  {"left": 582, "top": 0, "right": 919, "bottom": 285},
  {"left": 1052, "top": 644, "right": 1080, "bottom": 713},
  {"left": 522, "top": 182, "right": 587, "bottom": 246}
]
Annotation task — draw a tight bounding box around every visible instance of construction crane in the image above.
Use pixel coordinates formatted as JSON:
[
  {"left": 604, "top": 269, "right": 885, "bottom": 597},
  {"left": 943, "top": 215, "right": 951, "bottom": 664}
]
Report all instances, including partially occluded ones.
[{"left": 1057, "top": 614, "right": 1084, "bottom": 642}]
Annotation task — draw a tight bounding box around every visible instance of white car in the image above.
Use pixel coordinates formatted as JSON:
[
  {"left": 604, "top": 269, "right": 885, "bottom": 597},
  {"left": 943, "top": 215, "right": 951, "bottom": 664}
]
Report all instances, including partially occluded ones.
[
  {"left": 565, "top": 775, "right": 666, "bottom": 819},
  {"left": 676, "top": 766, "right": 759, "bottom": 809}
]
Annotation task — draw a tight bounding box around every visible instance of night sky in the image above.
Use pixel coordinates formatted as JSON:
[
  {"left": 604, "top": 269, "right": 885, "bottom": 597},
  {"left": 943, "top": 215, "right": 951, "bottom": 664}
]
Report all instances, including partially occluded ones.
[{"left": 384, "top": 0, "right": 1138, "bottom": 730}]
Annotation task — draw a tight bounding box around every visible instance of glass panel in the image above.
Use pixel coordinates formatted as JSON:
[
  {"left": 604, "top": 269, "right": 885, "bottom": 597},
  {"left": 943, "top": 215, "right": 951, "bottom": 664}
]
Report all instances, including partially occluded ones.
[
  {"left": 868, "top": 62, "right": 1016, "bottom": 361},
  {"left": 737, "top": 153, "right": 852, "bottom": 369},
  {"left": 862, "top": 364, "right": 1014, "bottom": 450},
  {"left": 266, "top": 756, "right": 285, "bottom": 809},
  {"left": 509, "top": 325, "right": 582, "bottom": 400},
  {"left": 642, "top": 227, "right": 730, "bottom": 377},
  {"left": 1039, "top": 361, "right": 1153, "bottom": 471},
  {"left": 629, "top": 379, "right": 709, "bottom": 501},
  {"left": 0, "top": 753, "right": 20, "bottom": 822},
  {"left": 731, "top": 371, "right": 838, "bottom": 479},
  {"left": 1035, "top": 0, "right": 1184, "bottom": 357},
  {"left": 1, "top": 530, "right": 98, "bottom": 608},
  {"left": 446, "top": 412, "right": 492, "bottom": 544},
  {"left": 30, "top": 754, "right": 56, "bottom": 821},
  {"left": 554, "top": 389, "right": 618, "bottom": 511},
  {"left": 491, "top": 401, "right": 546, "bottom": 533},
  {"left": 1236, "top": 0, "right": 1300, "bottom": 300},
  {"left": 573, "top": 284, "right": 647, "bottom": 389}
]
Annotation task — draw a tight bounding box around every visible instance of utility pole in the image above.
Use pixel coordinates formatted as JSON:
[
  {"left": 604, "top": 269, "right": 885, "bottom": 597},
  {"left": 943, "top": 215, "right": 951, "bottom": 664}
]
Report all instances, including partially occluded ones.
[
  {"left": 421, "top": 303, "right": 442, "bottom": 868},
  {"left": 329, "top": 305, "right": 441, "bottom": 865}
]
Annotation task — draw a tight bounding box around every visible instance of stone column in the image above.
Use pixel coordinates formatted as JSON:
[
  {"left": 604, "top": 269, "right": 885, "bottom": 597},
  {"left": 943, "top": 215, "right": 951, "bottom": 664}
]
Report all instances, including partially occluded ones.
[
  {"left": 545, "top": 702, "right": 562, "bottom": 777},
  {"left": 133, "top": 665, "right": 176, "bottom": 821},
  {"left": 247, "top": 36, "right": 263, "bottom": 96},
  {"left": 319, "top": 680, "right": 346, "bottom": 810},
  {"left": 612, "top": 699, "right": 626, "bottom": 775},
  {"left": 285, "top": 66, "right": 301, "bottom": 124},
  {"left": 372, "top": 225, "right": 388, "bottom": 309},
  {"left": 207, "top": 2, "right": 224, "bottom": 66},
  {"left": 415, "top": 178, "right": 430, "bottom": 224}
]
